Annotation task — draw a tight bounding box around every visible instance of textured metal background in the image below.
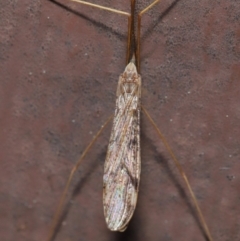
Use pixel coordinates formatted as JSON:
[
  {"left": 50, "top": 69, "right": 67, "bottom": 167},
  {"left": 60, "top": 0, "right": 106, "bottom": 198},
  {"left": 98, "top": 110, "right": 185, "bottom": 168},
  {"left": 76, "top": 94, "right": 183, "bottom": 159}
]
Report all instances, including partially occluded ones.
[{"left": 0, "top": 0, "right": 240, "bottom": 241}]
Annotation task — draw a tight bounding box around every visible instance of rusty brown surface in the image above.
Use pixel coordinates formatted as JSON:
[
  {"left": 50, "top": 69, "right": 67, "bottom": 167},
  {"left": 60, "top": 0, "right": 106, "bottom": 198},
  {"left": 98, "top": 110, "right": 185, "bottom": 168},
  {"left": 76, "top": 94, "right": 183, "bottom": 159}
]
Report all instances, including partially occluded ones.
[{"left": 0, "top": 0, "right": 240, "bottom": 241}]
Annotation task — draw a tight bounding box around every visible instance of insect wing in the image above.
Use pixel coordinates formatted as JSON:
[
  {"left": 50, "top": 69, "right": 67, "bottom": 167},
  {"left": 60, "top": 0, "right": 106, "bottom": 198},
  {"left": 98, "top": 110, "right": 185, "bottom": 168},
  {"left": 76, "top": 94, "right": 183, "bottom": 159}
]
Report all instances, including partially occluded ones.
[{"left": 103, "top": 62, "right": 141, "bottom": 231}]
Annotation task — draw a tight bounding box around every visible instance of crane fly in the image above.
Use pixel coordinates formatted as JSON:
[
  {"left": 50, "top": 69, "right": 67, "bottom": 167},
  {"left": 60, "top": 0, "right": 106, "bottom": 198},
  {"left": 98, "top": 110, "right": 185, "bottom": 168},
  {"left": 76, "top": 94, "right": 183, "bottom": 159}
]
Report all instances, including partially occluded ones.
[{"left": 46, "top": 0, "right": 214, "bottom": 240}]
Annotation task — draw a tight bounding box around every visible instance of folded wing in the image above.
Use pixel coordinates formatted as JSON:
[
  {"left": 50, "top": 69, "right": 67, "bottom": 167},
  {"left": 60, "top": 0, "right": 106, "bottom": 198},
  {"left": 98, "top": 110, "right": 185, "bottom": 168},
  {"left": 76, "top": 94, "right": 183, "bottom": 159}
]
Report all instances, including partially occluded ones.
[{"left": 103, "top": 62, "right": 141, "bottom": 231}]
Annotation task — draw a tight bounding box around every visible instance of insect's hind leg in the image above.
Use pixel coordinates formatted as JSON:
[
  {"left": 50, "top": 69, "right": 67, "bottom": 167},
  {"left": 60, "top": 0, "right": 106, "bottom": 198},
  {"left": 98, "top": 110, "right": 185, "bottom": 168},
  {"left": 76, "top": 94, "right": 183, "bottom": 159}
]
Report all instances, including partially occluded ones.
[
  {"left": 142, "top": 106, "right": 214, "bottom": 241},
  {"left": 46, "top": 115, "right": 113, "bottom": 241}
]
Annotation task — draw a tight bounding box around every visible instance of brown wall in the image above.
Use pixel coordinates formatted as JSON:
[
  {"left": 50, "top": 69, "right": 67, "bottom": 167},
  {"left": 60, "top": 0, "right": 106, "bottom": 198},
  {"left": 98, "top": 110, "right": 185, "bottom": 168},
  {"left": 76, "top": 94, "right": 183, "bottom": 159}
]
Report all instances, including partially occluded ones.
[{"left": 0, "top": 0, "right": 240, "bottom": 240}]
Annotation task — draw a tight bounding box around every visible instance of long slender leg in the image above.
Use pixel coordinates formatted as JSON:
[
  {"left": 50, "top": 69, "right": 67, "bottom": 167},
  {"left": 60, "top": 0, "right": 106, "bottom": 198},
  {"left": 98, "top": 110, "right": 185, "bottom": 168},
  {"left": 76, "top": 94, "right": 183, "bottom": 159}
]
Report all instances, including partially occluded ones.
[
  {"left": 137, "top": 0, "right": 161, "bottom": 71},
  {"left": 70, "top": 0, "right": 129, "bottom": 16},
  {"left": 46, "top": 115, "right": 113, "bottom": 241},
  {"left": 142, "top": 106, "right": 214, "bottom": 241}
]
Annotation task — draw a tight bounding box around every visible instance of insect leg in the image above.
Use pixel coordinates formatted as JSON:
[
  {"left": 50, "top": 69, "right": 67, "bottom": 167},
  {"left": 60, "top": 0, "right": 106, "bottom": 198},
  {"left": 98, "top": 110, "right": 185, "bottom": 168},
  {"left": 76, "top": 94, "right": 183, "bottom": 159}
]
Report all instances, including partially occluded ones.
[
  {"left": 46, "top": 115, "right": 113, "bottom": 241},
  {"left": 142, "top": 105, "right": 214, "bottom": 241}
]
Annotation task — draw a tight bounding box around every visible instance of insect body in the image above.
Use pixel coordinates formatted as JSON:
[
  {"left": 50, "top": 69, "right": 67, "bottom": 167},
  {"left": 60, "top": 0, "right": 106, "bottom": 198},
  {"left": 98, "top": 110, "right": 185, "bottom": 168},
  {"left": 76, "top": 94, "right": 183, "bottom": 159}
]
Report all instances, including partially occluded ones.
[
  {"left": 103, "top": 60, "right": 141, "bottom": 231},
  {"left": 46, "top": 1, "right": 214, "bottom": 241}
]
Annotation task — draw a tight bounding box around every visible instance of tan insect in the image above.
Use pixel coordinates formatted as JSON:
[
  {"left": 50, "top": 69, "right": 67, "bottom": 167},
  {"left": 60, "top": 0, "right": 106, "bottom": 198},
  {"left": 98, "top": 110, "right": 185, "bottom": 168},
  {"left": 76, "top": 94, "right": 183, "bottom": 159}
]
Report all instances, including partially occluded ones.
[{"left": 47, "top": 0, "right": 214, "bottom": 240}]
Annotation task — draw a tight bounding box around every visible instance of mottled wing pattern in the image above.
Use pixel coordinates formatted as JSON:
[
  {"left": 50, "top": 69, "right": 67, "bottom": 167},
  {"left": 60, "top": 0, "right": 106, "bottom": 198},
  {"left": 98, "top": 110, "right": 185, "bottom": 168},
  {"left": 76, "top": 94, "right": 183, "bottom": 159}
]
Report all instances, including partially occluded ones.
[{"left": 103, "top": 62, "right": 141, "bottom": 231}]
